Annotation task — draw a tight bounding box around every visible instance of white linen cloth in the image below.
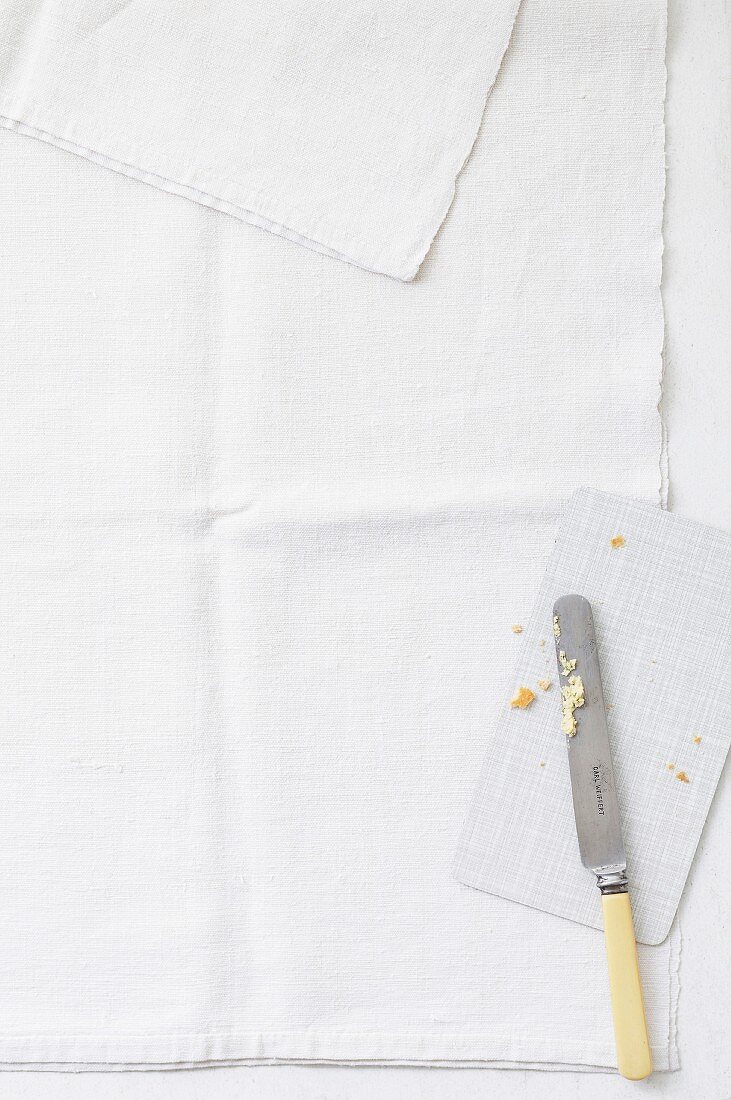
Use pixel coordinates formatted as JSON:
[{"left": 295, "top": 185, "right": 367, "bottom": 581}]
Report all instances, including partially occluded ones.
[
  {"left": 0, "top": 0, "right": 521, "bottom": 280},
  {"left": 0, "top": 0, "right": 676, "bottom": 1073},
  {"left": 455, "top": 489, "right": 731, "bottom": 946}
]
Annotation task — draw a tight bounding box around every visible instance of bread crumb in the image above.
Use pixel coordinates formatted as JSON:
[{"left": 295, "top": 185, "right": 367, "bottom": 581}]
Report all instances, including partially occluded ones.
[
  {"left": 561, "top": 675, "right": 585, "bottom": 736},
  {"left": 512, "top": 624, "right": 523, "bottom": 634},
  {"left": 559, "top": 650, "right": 577, "bottom": 675},
  {"left": 553, "top": 615, "right": 561, "bottom": 640},
  {"left": 539, "top": 761, "right": 546, "bottom": 768},
  {"left": 666, "top": 762, "right": 675, "bottom": 770},
  {"left": 610, "top": 535, "right": 626, "bottom": 549},
  {"left": 693, "top": 735, "right": 702, "bottom": 745},
  {"left": 510, "top": 686, "right": 536, "bottom": 709},
  {"left": 539, "top": 638, "right": 546, "bottom": 648},
  {"left": 676, "top": 771, "right": 690, "bottom": 783},
  {"left": 537, "top": 679, "right": 552, "bottom": 691}
]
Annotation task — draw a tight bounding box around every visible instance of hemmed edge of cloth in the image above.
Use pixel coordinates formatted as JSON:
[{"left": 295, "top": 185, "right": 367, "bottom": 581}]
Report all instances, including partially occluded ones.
[
  {"left": 0, "top": 1027, "right": 678, "bottom": 1073},
  {"left": 0, "top": 113, "right": 415, "bottom": 278}
]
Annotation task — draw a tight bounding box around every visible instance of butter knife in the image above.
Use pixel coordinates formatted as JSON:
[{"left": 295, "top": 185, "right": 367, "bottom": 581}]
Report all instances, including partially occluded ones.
[{"left": 553, "top": 593, "right": 652, "bottom": 1080}]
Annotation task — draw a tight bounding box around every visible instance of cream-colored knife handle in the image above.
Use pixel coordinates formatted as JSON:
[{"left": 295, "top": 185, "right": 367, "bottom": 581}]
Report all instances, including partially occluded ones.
[{"left": 602, "top": 892, "right": 652, "bottom": 1080}]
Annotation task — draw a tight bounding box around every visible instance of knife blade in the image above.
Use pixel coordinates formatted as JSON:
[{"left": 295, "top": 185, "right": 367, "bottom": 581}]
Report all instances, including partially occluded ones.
[
  {"left": 553, "top": 593, "right": 652, "bottom": 1081},
  {"left": 553, "top": 593, "right": 626, "bottom": 884}
]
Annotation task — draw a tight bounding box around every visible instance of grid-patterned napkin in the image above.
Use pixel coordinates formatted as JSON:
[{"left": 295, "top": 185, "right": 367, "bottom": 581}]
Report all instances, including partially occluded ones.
[{"left": 455, "top": 489, "right": 731, "bottom": 946}]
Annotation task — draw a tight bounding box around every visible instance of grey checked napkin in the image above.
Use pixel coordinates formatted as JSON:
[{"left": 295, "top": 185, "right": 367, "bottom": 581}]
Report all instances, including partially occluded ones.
[{"left": 454, "top": 488, "right": 731, "bottom": 945}]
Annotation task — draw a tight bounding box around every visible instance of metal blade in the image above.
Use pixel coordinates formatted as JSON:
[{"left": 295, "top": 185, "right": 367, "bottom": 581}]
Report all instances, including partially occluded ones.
[{"left": 553, "top": 594, "right": 626, "bottom": 888}]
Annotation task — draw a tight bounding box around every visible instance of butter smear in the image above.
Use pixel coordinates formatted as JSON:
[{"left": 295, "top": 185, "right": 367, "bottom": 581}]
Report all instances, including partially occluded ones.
[
  {"left": 558, "top": 650, "right": 577, "bottom": 675},
  {"left": 561, "top": 674, "right": 585, "bottom": 736}
]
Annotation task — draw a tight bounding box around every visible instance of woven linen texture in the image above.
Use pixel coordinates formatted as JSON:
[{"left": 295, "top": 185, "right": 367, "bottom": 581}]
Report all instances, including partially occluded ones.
[{"left": 0, "top": 0, "right": 674, "bottom": 1071}]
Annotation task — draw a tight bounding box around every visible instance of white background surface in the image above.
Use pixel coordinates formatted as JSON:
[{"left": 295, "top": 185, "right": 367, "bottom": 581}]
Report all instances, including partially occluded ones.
[{"left": 6, "top": 0, "right": 729, "bottom": 1097}]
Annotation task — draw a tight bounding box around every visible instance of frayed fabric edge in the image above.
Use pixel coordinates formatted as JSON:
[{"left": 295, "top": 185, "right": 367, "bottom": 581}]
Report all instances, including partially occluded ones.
[{"left": 658, "top": 0, "right": 670, "bottom": 510}]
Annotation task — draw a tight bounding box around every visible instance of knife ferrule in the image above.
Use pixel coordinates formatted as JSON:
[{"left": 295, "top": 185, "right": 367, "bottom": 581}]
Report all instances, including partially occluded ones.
[{"left": 595, "top": 867, "right": 629, "bottom": 895}]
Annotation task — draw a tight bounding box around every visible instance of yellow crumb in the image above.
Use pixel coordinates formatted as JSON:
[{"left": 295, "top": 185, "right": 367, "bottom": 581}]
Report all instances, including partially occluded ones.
[
  {"left": 553, "top": 615, "right": 561, "bottom": 640},
  {"left": 539, "top": 638, "right": 546, "bottom": 648},
  {"left": 512, "top": 624, "right": 523, "bottom": 634},
  {"left": 561, "top": 675, "right": 585, "bottom": 736},
  {"left": 675, "top": 771, "right": 690, "bottom": 784},
  {"left": 610, "top": 535, "right": 626, "bottom": 549},
  {"left": 559, "top": 650, "right": 577, "bottom": 675},
  {"left": 510, "top": 686, "right": 536, "bottom": 709},
  {"left": 666, "top": 762, "right": 675, "bottom": 770},
  {"left": 693, "top": 736, "right": 702, "bottom": 745},
  {"left": 539, "top": 761, "right": 546, "bottom": 768},
  {"left": 537, "top": 679, "right": 552, "bottom": 691}
]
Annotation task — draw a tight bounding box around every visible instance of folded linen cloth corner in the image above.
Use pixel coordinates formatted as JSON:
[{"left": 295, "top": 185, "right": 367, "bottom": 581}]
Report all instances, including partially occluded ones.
[
  {"left": 0, "top": 0, "right": 522, "bottom": 280},
  {"left": 0, "top": 0, "right": 675, "bottom": 1074}
]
